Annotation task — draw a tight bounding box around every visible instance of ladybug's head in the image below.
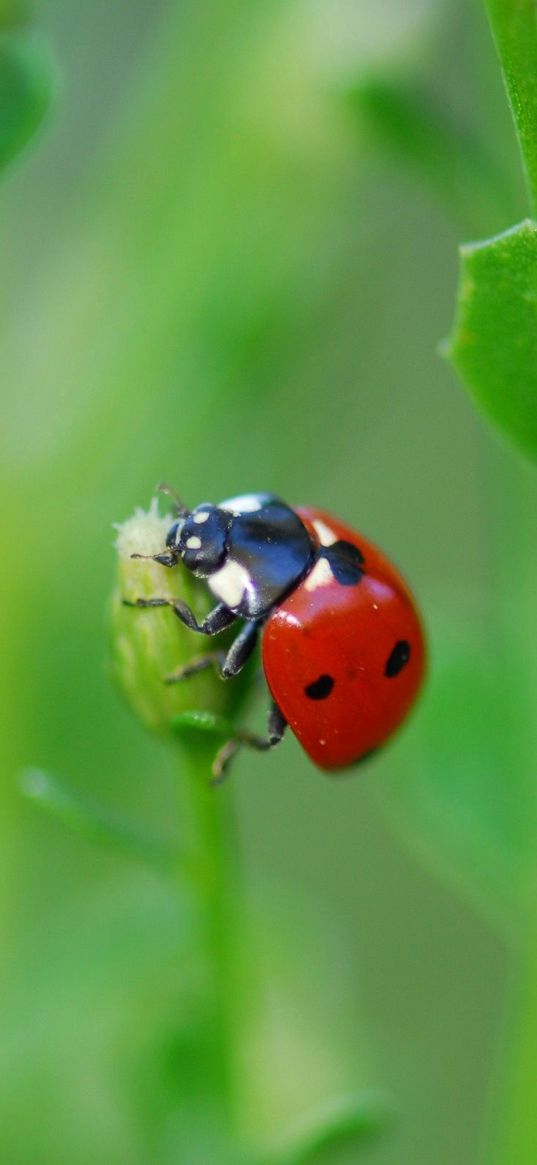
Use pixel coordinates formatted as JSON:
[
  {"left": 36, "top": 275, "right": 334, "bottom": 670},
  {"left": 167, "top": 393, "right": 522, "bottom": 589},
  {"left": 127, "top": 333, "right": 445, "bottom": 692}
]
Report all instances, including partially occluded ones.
[{"left": 166, "top": 504, "right": 231, "bottom": 577}]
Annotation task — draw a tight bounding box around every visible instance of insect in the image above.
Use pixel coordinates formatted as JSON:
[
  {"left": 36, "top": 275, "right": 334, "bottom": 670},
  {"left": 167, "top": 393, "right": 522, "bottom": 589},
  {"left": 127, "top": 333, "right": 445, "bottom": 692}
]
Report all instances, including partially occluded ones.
[{"left": 125, "top": 492, "right": 426, "bottom": 780}]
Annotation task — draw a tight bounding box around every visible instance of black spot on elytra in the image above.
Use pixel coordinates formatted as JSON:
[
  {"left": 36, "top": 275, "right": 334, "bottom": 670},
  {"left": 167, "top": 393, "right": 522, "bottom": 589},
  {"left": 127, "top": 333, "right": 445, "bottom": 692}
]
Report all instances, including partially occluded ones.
[
  {"left": 322, "top": 540, "right": 364, "bottom": 586},
  {"left": 385, "top": 639, "right": 411, "bottom": 678},
  {"left": 304, "top": 674, "right": 335, "bottom": 700}
]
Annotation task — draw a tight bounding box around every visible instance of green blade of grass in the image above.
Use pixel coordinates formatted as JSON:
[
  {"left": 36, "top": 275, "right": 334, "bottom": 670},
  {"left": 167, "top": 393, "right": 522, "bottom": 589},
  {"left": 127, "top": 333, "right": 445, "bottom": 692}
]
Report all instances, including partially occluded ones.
[
  {"left": 267, "top": 1093, "right": 390, "bottom": 1165},
  {"left": 19, "top": 768, "right": 181, "bottom": 876}
]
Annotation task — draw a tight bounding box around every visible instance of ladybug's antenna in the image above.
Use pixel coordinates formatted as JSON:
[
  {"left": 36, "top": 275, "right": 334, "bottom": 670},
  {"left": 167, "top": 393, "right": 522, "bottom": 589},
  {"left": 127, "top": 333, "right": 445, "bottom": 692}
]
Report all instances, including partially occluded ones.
[
  {"left": 130, "top": 551, "right": 177, "bottom": 566},
  {"left": 156, "top": 482, "right": 190, "bottom": 518}
]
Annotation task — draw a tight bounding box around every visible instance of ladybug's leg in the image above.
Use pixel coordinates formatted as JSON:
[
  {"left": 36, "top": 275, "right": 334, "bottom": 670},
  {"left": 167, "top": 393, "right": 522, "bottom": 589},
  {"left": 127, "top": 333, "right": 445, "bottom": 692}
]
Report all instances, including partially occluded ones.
[
  {"left": 212, "top": 702, "right": 287, "bottom": 783},
  {"left": 220, "top": 620, "right": 259, "bottom": 677},
  {"left": 164, "top": 651, "right": 226, "bottom": 683},
  {"left": 124, "top": 597, "right": 236, "bottom": 637},
  {"left": 165, "top": 618, "right": 260, "bottom": 684}
]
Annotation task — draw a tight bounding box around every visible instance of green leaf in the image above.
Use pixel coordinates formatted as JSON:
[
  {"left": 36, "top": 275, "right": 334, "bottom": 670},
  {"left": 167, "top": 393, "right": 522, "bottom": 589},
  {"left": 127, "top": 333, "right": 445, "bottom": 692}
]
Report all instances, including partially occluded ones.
[
  {"left": 0, "top": 32, "right": 53, "bottom": 173},
  {"left": 19, "top": 768, "right": 181, "bottom": 875},
  {"left": 446, "top": 219, "right": 537, "bottom": 463},
  {"left": 267, "top": 1094, "right": 389, "bottom": 1165},
  {"left": 444, "top": 2, "right": 537, "bottom": 459},
  {"left": 484, "top": 0, "right": 537, "bottom": 211}
]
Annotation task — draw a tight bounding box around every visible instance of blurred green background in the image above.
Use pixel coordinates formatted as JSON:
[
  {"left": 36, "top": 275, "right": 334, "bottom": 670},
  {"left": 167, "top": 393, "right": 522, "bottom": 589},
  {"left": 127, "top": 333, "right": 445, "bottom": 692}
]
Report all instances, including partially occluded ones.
[{"left": 3, "top": 0, "right": 537, "bottom": 1162}]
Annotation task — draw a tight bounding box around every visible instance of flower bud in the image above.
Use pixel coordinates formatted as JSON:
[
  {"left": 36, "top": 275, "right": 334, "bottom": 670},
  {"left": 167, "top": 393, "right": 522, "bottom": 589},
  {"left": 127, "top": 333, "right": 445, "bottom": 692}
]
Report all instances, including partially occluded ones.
[{"left": 110, "top": 501, "right": 249, "bottom": 739}]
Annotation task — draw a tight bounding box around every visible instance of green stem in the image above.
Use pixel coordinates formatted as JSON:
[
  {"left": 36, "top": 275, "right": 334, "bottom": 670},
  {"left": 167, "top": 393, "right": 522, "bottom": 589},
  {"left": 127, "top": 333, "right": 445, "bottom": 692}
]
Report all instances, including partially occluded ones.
[
  {"left": 484, "top": 0, "right": 537, "bottom": 213},
  {"left": 181, "top": 740, "right": 242, "bottom": 1133}
]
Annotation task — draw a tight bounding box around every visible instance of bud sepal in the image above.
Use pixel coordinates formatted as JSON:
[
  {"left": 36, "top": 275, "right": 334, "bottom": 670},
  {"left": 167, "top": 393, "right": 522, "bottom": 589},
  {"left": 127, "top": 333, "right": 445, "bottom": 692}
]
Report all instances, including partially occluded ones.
[{"left": 110, "top": 501, "right": 251, "bottom": 740}]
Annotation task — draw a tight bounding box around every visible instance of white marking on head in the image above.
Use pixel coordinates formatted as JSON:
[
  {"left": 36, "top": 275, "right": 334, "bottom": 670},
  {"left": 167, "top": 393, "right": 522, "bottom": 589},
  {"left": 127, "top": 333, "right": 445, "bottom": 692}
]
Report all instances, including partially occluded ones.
[
  {"left": 186, "top": 535, "right": 202, "bottom": 549},
  {"left": 220, "top": 494, "right": 264, "bottom": 513},
  {"left": 208, "top": 560, "right": 251, "bottom": 609},
  {"left": 312, "top": 518, "right": 338, "bottom": 547},
  {"left": 303, "top": 557, "right": 334, "bottom": 591},
  {"left": 193, "top": 510, "right": 210, "bottom": 524}
]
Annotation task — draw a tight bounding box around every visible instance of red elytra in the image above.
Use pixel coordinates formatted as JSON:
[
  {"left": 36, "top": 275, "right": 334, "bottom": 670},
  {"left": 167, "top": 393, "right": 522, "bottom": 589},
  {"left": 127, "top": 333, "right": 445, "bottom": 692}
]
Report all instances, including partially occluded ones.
[{"left": 262, "top": 507, "right": 426, "bottom": 770}]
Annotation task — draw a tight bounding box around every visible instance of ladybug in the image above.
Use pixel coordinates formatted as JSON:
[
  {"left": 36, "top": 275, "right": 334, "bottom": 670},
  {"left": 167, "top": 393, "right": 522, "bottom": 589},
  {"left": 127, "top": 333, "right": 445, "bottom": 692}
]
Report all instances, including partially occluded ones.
[{"left": 126, "top": 492, "right": 425, "bottom": 779}]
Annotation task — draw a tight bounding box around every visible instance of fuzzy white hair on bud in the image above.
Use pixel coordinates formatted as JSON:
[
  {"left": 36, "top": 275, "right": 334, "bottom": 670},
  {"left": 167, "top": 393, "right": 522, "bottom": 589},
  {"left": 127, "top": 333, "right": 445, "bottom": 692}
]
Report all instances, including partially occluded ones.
[{"left": 114, "top": 498, "right": 169, "bottom": 561}]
